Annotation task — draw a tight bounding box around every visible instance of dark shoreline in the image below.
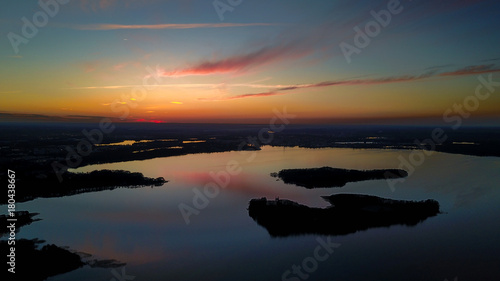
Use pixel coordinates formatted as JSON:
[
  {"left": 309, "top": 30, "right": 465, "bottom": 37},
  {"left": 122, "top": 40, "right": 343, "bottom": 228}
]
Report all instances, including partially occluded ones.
[
  {"left": 1, "top": 237, "right": 127, "bottom": 281},
  {"left": 1, "top": 169, "right": 166, "bottom": 204},
  {"left": 1, "top": 211, "right": 40, "bottom": 237},
  {"left": 1, "top": 238, "right": 85, "bottom": 280},
  {"left": 1, "top": 214, "right": 126, "bottom": 280}
]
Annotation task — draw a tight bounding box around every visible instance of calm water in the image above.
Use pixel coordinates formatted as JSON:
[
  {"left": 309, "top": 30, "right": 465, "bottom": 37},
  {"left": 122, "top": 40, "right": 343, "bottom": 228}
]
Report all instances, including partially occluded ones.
[{"left": 17, "top": 147, "right": 500, "bottom": 280}]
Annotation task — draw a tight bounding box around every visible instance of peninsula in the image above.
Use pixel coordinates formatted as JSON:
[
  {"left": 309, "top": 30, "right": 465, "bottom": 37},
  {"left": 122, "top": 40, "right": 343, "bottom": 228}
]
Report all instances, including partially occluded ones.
[{"left": 2, "top": 169, "right": 166, "bottom": 204}]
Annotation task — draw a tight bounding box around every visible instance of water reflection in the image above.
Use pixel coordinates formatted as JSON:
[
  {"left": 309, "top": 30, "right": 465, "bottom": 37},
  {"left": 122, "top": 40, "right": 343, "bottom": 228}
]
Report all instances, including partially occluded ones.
[
  {"left": 31, "top": 146, "right": 500, "bottom": 280},
  {"left": 1, "top": 216, "right": 125, "bottom": 281},
  {"left": 96, "top": 140, "right": 154, "bottom": 146}
]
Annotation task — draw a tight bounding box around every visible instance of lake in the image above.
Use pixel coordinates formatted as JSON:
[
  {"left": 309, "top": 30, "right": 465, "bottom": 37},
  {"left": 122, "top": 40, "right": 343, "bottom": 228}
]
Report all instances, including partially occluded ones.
[{"left": 17, "top": 146, "right": 500, "bottom": 280}]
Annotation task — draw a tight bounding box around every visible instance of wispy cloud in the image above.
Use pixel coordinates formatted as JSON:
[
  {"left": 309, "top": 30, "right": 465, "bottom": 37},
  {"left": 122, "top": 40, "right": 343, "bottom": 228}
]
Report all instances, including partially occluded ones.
[
  {"left": 202, "top": 63, "right": 500, "bottom": 101},
  {"left": 73, "top": 23, "right": 276, "bottom": 30},
  {"left": 159, "top": 41, "right": 314, "bottom": 77},
  {"left": 439, "top": 64, "right": 500, "bottom": 76},
  {"left": 67, "top": 62, "right": 500, "bottom": 101},
  {"left": 424, "top": 64, "right": 454, "bottom": 71},
  {"left": 66, "top": 82, "right": 290, "bottom": 90},
  {"left": 157, "top": 17, "right": 340, "bottom": 78},
  {"left": 199, "top": 91, "right": 286, "bottom": 101}
]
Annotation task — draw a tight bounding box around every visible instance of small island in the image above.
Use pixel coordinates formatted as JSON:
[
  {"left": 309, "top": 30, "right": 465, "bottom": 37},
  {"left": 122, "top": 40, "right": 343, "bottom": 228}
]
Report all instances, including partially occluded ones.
[
  {"left": 248, "top": 194, "right": 440, "bottom": 237},
  {"left": 271, "top": 166, "right": 408, "bottom": 188}
]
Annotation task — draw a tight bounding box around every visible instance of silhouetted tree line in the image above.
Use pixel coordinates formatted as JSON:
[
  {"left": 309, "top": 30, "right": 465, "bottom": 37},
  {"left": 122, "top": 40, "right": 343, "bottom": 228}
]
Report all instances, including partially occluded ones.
[
  {"left": 272, "top": 167, "right": 408, "bottom": 188},
  {"left": 1, "top": 169, "right": 166, "bottom": 204},
  {"left": 248, "top": 195, "right": 440, "bottom": 237},
  {"left": 1, "top": 238, "right": 84, "bottom": 281},
  {"left": 1, "top": 211, "right": 40, "bottom": 237}
]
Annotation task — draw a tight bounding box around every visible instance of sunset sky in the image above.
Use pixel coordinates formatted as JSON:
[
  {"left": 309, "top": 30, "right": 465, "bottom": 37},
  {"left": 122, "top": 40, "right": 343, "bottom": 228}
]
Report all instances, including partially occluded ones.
[{"left": 1, "top": 0, "right": 499, "bottom": 124}]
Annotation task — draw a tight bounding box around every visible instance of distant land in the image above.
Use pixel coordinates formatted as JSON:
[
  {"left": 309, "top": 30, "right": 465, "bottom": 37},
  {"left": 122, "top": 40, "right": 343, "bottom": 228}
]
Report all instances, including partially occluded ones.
[
  {"left": 2, "top": 123, "right": 499, "bottom": 168},
  {"left": 271, "top": 167, "right": 408, "bottom": 188},
  {"left": 0, "top": 122, "right": 498, "bottom": 205},
  {"left": 248, "top": 195, "right": 440, "bottom": 237}
]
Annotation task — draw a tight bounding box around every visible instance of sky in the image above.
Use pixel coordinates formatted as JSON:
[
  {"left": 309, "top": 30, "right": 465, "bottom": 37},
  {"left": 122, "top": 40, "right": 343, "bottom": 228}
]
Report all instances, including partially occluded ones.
[{"left": 1, "top": 0, "right": 499, "bottom": 124}]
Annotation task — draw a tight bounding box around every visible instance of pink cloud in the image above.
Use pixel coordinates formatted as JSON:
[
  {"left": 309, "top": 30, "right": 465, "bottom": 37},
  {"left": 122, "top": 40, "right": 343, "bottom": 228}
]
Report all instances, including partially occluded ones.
[
  {"left": 199, "top": 91, "right": 286, "bottom": 101},
  {"left": 202, "top": 63, "right": 500, "bottom": 101},
  {"left": 439, "top": 64, "right": 500, "bottom": 77},
  {"left": 160, "top": 41, "right": 313, "bottom": 77},
  {"left": 157, "top": 19, "right": 338, "bottom": 78}
]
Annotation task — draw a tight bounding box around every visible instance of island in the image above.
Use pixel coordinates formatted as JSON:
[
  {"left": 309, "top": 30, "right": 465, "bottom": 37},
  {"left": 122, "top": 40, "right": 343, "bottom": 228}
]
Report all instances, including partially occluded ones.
[
  {"left": 271, "top": 166, "right": 408, "bottom": 188},
  {"left": 248, "top": 194, "right": 440, "bottom": 237}
]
